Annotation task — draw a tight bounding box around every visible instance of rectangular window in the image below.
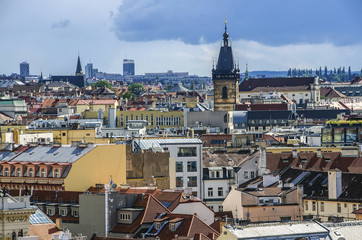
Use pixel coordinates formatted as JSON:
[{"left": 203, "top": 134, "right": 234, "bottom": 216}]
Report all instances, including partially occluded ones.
[
  {"left": 337, "top": 203, "right": 341, "bottom": 213},
  {"left": 353, "top": 204, "right": 357, "bottom": 212},
  {"left": 47, "top": 208, "right": 54, "bottom": 216},
  {"left": 208, "top": 188, "right": 213, "bottom": 197},
  {"left": 227, "top": 169, "right": 233, "bottom": 178},
  {"left": 187, "top": 176, "right": 197, "bottom": 187},
  {"left": 176, "top": 162, "right": 183, "bottom": 172},
  {"left": 187, "top": 161, "right": 197, "bottom": 172},
  {"left": 321, "top": 202, "right": 324, "bottom": 212},
  {"left": 250, "top": 171, "right": 255, "bottom": 179},
  {"left": 244, "top": 171, "right": 248, "bottom": 179},
  {"left": 218, "top": 205, "right": 223, "bottom": 212},
  {"left": 218, "top": 187, "right": 223, "bottom": 197},
  {"left": 176, "top": 177, "right": 183, "bottom": 187},
  {"left": 312, "top": 201, "right": 316, "bottom": 211},
  {"left": 178, "top": 147, "right": 197, "bottom": 157},
  {"left": 72, "top": 209, "right": 79, "bottom": 217},
  {"left": 59, "top": 209, "right": 67, "bottom": 216},
  {"left": 210, "top": 171, "right": 215, "bottom": 178},
  {"left": 305, "top": 202, "right": 308, "bottom": 211}
]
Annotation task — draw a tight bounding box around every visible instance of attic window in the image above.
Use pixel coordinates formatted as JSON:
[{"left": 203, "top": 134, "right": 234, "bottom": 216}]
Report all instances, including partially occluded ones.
[
  {"left": 282, "top": 159, "right": 289, "bottom": 163},
  {"left": 209, "top": 159, "right": 214, "bottom": 162},
  {"left": 301, "top": 159, "right": 307, "bottom": 163},
  {"left": 228, "top": 158, "right": 232, "bottom": 162},
  {"left": 155, "top": 222, "right": 161, "bottom": 230},
  {"left": 325, "top": 158, "right": 331, "bottom": 162}
]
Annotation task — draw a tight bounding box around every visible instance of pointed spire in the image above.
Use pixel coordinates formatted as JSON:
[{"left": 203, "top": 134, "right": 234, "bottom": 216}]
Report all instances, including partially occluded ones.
[
  {"left": 76, "top": 55, "right": 83, "bottom": 76},
  {"left": 245, "top": 63, "right": 249, "bottom": 81},
  {"left": 223, "top": 18, "right": 229, "bottom": 47}
]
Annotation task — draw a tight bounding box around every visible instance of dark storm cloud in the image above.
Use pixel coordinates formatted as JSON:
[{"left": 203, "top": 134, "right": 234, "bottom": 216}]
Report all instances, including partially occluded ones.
[{"left": 113, "top": 0, "right": 362, "bottom": 46}]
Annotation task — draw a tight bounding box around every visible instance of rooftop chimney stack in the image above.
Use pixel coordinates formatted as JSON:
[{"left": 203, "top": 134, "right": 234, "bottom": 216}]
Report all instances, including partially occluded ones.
[{"left": 328, "top": 169, "right": 342, "bottom": 199}]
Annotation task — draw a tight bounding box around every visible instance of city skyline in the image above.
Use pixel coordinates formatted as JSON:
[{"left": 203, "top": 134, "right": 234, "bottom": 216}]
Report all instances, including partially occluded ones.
[{"left": 0, "top": 0, "right": 361, "bottom": 77}]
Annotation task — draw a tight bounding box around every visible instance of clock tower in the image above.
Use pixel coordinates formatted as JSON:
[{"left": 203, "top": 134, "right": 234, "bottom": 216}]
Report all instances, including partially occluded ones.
[{"left": 212, "top": 20, "right": 240, "bottom": 111}]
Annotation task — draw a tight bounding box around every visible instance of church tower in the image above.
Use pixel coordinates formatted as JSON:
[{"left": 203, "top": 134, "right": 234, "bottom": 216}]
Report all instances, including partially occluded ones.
[
  {"left": 212, "top": 20, "right": 240, "bottom": 111},
  {"left": 76, "top": 55, "right": 83, "bottom": 76}
]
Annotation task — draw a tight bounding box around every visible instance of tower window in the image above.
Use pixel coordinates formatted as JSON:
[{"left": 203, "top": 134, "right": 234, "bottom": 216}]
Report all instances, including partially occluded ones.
[{"left": 222, "top": 86, "right": 228, "bottom": 99}]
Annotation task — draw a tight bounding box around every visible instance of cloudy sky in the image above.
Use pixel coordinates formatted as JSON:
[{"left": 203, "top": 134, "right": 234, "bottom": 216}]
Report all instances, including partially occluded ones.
[{"left": 0, "top": 0, "right": 361, "bottom": 77}]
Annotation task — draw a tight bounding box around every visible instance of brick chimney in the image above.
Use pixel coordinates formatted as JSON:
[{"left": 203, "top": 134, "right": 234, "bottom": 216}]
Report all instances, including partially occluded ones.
[{"left": 328, "top": 169, "right": 342, "bottom": 199}]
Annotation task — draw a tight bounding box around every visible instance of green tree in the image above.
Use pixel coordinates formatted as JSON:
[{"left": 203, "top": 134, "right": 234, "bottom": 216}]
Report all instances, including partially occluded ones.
[
  {"left": 128, "top": 83, "right": 145, "bottom": 96},
  {"left": 191, "top": 80, "right": 195, "bottom": 90},
  {"left": 324, "top": 66, "right": 328, "bottom": 77},
  {"left": 121, "top": 91, "right": 136, "bottom": 100},
  {"left": 92, "top": 80, "right": 112, "bottom": 89}
]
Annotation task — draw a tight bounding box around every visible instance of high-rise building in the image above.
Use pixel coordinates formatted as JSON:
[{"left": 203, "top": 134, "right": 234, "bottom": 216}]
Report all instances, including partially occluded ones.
[
  {"left": 123, "top": 59, "right": 135, "bottom": 75},
  {"left": 212, "top": 20, "right": 240, "bottom": 111},
  {"left": 85, "top": 63, "right": 93, "bottom": 79},
  {"left": 20, "top": 61, "right": 30, "bottom": 77}
]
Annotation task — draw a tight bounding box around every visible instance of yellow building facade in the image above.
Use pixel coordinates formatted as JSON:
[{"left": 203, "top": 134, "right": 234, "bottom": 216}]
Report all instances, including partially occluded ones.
[
  {"left": 64, "top": 144, "right": 127, "bottom": 191},
  {"left": 303, "top": 199, "right": 361, "bottom": 221},
  {"left": 82, "top": 110, "right": 184, "bottom": 130},
  {"left": 26, "top": 128, "right": 110, "bottom": 145},
  {"left": 0, "top": 144, "right": 127, "bottom": 192}
]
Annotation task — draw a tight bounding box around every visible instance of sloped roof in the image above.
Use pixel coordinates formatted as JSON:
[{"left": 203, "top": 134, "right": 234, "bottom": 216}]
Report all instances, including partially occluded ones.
[
  {"left": 168, "top": 84, "right": 190, "bottom": 93},
  {"left": 239, "top": 77, "right": 315, "bottom": 92},
  {"left": 7, "top": 145, "right": 95, "bottom": 164}
]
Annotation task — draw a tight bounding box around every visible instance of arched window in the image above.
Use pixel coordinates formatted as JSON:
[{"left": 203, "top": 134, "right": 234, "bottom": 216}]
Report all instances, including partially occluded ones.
[
  {"left": 222, "top": 86, "right": 228, "bottom": 99},
  {"left": 17, "top": 168, "right": 21, "bottom": 177},
  {"left": 29, "top": 168, "right": 34, "bottom": 177},
  {"left": 41, "top": 169, "right": 46, "bottom": 178},
  {"left": 54, "top": 169, "right": 60, "bottom": 178},
  {"left": 12, "top": 232, "right": 16, "bottom": 240},
  {"left": 5, "top": 168, "right": 9, "bottom": 177}
]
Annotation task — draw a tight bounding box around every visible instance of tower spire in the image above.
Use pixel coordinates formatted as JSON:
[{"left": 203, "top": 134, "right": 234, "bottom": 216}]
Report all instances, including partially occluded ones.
[
  {"left": 223, "top": 18, "right": 229, "bottom": 47},
  {"left": 76, "top": 55, "right": 83, "bottom": 76}
]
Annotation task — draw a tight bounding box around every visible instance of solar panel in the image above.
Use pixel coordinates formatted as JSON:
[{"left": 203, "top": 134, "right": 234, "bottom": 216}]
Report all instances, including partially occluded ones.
[{"left": 292, "top": 171, "right": 310, "bottom": 185}]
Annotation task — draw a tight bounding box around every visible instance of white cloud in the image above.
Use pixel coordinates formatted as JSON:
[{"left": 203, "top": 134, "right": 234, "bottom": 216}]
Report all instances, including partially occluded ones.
[{"left": 0, "top": 0, "right": 361, "bottom": 77}]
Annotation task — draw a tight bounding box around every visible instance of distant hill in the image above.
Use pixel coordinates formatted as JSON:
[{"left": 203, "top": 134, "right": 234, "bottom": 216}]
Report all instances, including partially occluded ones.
[{"left": 241, "top": 71, "right": 288, "bottom": 78}]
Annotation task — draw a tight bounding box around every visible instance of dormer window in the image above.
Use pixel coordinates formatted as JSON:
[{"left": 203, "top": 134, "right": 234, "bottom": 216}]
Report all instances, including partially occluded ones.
[
  {"left": 301, "top": 159, "right": 307, "bottom": 163},
  {"left": 17, "top": 168, "right": 21, "bottom": 177},
  {"left": 29, "top": 168, "right": 34, "bottom": 177},
  {"left": 325, "top": 158, "right": 331, "bottom": 162},
  {"left": 54, "top": 169, "right": 60, "bottom": 178},
  {"left": 41, "top": 169, "right": 46, "bottom": 178},
  {"left": 155, "top": 222, "right": 161, "bottom": 230},
  {"left": 5, "top": 167, "right": 9, "bottom": 177},
  {"left": 282, "top": 159, "right": 289, "bottom": 163},
  {"left": 170, "top": 223, "right": 176, "bottom": 231}
]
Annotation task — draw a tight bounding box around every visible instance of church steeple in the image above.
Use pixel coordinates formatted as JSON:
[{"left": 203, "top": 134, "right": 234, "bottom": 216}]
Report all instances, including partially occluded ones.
[
  {"left": 223, "top": 18, "right": 229, "bottom": 47},
  {"left": 76, "top": 55, "right": 83, "bottom": 76},
  {"left": 213, "top": 19, "right": 239, "bottom": 75},
  {"left": 212, "top": 19, "right": 240, "bottom": 112}
]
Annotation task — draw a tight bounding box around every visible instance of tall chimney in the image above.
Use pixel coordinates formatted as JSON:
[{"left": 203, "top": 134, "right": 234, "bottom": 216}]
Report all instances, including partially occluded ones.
[{"left": 328, "top": 169, "right": 342, "bottom": 199}]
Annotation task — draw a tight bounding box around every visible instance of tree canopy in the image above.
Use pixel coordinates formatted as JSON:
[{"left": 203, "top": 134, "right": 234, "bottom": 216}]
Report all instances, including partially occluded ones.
[
  {"left": 92, "top": 80, "right": 112, "bottom": 89},
  {"left": 128, "top": 83, "right": 145, "bottom": 96}
]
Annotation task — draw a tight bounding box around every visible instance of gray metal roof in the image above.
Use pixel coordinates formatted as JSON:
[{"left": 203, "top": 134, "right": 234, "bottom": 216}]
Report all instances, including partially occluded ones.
[
  {"left": 0, "top": 151, "right": 21, "bottom": 162},
  {"left": 10, "top": 146, "right": 95, "bottom": 163},
  {"left": 137, "top": 138, "right": 202, "bottom": 150}
]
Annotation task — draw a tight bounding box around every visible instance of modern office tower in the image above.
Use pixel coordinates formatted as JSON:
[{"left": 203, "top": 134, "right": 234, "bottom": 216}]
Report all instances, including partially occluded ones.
[
  {"left": 20, "top": 61, "right": 30, "bottom": 77},
  {"left": 123, "top": 59, "right": 135, "bottom": 75},
  {"left": 85, "top": 63, "right": 93, "bottom": 79}
]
